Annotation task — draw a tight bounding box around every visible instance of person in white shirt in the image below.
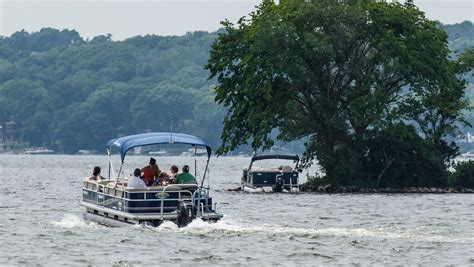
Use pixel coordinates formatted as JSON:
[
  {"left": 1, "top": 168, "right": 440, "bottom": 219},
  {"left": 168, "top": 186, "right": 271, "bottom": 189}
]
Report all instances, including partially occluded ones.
[{"left": 128, "top": 168, "right": 146, "bottom": 188}]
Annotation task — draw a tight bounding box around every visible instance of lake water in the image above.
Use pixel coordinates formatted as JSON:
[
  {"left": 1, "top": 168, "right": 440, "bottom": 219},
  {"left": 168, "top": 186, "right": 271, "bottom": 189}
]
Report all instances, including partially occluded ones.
[{"left": 0, "top": 154, "right": 473, "bottom": 265}]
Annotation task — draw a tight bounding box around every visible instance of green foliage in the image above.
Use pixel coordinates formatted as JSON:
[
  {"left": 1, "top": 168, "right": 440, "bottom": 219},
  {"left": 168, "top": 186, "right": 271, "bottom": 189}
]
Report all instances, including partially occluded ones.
[
  {"left": 207, "top": 0, "right": 471, "bottom": 187},
  {"left": 0, "top": 28, "right": 223, "bottom": 152},
  {"left": 0, "top": 20, "right": 471, "bottom": 158},
  {"left": 365, "top": 124, "right": 450, "bottom": 188},
  {"left": 450, "top": 160, "right": 474, "bottom": 188}
]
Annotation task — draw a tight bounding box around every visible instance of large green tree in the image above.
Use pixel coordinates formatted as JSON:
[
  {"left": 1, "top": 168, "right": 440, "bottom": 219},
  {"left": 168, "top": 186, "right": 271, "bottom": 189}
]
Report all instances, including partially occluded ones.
[{"left": 207, "top": 0, "right": 471, "bottom": 187}]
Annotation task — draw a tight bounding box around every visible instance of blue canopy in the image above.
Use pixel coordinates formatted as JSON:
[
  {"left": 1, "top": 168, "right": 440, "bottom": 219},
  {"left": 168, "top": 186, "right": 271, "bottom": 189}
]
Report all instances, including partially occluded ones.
[{"left": 106, "top": 132, "right": 212, "bottom": 162}]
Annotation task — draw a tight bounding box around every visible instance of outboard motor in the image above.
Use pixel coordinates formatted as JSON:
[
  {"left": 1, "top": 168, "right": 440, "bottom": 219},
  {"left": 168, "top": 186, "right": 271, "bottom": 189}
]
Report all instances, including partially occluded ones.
[
  {"left": 177, "top": 201, "right": 196, "bottom": 227},
  {"left": 242, "top": 169, "right": 248, "bottom": 183},
  {"left": 274, "top": 175, "right": 284, "bottom": 193}
]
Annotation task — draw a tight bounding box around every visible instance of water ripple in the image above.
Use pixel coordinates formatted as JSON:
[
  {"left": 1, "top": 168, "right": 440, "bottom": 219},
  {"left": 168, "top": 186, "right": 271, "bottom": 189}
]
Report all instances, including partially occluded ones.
[{"left": 0, "top": 155, "right": 473, "bottom": 265}]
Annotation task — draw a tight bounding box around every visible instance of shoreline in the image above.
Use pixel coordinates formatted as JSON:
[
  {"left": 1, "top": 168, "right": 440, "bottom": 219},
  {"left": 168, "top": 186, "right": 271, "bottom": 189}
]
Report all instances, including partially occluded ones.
[
  {"left": 299, "top": 183, "right": 474, "bottom": 194},
  {"left": 224, "top": 185, "right": 474, "bottom": 193}
]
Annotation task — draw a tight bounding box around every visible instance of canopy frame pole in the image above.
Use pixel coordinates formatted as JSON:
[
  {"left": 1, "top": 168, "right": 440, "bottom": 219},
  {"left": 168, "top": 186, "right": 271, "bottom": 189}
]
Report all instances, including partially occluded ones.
[
  {"left": 248, "top": 151, "right": 257, "bottom": 171},
  {"left": 197, "top": 155, "right": 211, "bottom": 215},
  {"left": 200, "top": 156, "right": 210, "bottom": 189},
  {"left": 169, "top": 117, "right": 174, "bottom": 143},
  {"left": 107, "top": 148, "right": 111, "bottom": 181},
  {"left": 115, "top": 162, "right": 124, "bottom": 188},
  {"left": 107, "top": 148, "right": 117, "bottom": 183},
  {"left": 194, "top": 145, "right": 197, "bottom": 177}
]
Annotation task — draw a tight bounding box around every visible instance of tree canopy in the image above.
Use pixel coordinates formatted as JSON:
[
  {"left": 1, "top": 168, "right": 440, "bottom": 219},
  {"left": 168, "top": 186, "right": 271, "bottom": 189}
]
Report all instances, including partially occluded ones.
[{"left": 207, "top": 0, "right": 473, "bottom": 187}]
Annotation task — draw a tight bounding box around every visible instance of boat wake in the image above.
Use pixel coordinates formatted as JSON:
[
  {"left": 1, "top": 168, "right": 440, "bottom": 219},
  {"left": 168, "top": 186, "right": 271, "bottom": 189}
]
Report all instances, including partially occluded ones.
[
  {"left": 151, "top": 217, "right": 338, "bottom": 238},
  {"left": 152, "top": 217, "right": 473, "bottom": 243},
  {"left": 51, "top": 214, "right": 473, "bottom": 244},
  {"left": 51, "top": 213, "right": 99, "bottom": 229},
  {"left": 157, "top": 220, "right": 180, "bottom": 231}
]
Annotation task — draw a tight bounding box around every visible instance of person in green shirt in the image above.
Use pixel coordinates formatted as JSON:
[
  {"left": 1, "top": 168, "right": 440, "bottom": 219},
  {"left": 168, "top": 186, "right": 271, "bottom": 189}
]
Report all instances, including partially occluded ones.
[{"left": 175, "top": 165, "right": 197, "bottom": 184}]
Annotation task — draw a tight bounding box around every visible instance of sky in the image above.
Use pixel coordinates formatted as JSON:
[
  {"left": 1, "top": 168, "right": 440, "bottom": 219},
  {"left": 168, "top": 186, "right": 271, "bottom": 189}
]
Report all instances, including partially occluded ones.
[{"left": 0, "top": 0, "right": 473, "bottom": 40}]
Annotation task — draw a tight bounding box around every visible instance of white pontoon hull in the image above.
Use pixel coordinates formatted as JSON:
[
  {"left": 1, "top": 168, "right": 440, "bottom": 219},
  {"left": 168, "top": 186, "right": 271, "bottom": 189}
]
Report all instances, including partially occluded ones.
[{"left": 242, "top": 184, "right": 300, "bottom": 193}]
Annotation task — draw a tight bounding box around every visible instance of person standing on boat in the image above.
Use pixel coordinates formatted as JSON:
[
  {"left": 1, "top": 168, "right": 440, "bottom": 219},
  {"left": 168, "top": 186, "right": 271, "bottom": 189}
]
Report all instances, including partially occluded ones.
[
  {"left": 141, "top": 157, "right": 161, "bottom": 186},
  {"left": 175, "top": 165, "right": 197, "bottom": 184},
  {"left": 128, "top": 168, "right": 146, "bottom": 188}
]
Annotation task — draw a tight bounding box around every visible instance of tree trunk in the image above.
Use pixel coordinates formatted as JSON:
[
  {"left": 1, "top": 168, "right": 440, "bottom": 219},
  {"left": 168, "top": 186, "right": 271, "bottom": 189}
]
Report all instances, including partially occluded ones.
[{"left": 376, "top": 158, "right": 395, "bottom": 188}]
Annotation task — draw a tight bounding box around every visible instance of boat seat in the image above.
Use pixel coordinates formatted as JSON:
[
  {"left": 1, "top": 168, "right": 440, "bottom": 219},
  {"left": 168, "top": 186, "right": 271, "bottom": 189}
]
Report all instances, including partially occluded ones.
[
  {"left": 282, "top": 165, "right": 293, "bottom": 172},
  {"left": 95, "top": 181, "right": 116, "bottom": 187},
  {"left": 146, "top": 185, "right": 163, "bottom": 190},
  {"left": 123, "top": 185, "right": 198, "bottom": 192},
  {"left": 250, "top": 166, "right": 275, "bottom": 172},
  {"left": 125, "top": 187, "right": 148, "bottom": 191}
]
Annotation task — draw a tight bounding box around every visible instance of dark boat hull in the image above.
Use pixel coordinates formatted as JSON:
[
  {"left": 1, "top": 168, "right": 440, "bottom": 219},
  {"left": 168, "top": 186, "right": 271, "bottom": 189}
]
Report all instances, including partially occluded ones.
[{"left": 242, "top": 169, "right": 300, "bottom": 193}]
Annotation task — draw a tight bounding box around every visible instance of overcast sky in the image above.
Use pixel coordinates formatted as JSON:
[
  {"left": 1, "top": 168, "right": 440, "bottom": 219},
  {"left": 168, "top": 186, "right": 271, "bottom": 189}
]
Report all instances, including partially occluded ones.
[{"left": 0, "top": 0, "right": 473, "bottom": 40}]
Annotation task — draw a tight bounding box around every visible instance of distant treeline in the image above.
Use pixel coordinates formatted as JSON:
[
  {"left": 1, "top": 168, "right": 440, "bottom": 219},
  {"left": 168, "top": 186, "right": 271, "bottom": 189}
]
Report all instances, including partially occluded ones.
[
  {"left": 0, "top": 21, "right": 472, "bottom": 153},
  {"left": 441, "top": 21, "right": 474, "bottom": 55},
  {"left": 440, "top": 21, "right": 474, "bottom": 135},
  {"left": 0, "top": 29, "right": 225, "bottom": 152}
]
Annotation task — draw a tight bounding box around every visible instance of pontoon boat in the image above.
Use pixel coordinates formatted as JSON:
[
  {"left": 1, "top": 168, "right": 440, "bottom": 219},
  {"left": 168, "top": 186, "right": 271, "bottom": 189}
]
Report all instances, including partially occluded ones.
[
  {"left": 81, "top": 132, "right": 223, "bottom": 227},
  {"left": 241, "top": 155, "right": 301, "bottom": 193}
]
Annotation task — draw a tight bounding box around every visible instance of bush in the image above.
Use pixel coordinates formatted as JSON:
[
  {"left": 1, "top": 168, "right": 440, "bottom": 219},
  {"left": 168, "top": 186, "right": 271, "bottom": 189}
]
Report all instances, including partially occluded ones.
[
  {"left": 450, "top": 161, "right": 474, "bottom": 188},
  {"left": 364, "top": 125, "right": 450, "bottom": 188},
  {"left": 304, "top": 174, "right": 331, "bottom": 191}
]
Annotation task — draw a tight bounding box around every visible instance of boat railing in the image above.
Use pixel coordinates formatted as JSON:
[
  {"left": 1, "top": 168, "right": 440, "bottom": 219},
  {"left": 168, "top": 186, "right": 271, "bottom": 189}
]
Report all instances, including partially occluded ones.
[
  {"left": 193, "top": 187, "right": 211, "bottom": 217},
  {"left": 97, "top": 183, "right": 106, "bottom": 206},
  {"left": 85, "top": 181, "right": 209, "bottom": 219},
  {"left": 160, "top": 184, "right": 199, "bottom": 220}
]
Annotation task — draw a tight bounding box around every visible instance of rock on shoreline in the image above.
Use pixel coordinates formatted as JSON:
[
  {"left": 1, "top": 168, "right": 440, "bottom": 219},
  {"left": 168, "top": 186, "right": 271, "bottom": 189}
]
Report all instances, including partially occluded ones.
[{"left": 299, "top": 183, "right": 474, "bottom": 193}]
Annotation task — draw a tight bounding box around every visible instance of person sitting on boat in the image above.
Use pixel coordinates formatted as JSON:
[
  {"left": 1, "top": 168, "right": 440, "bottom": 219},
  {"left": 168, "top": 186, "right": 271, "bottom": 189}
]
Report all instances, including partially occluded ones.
[
  {"left": 88, "top": 166, "right": 104, "bottom": 182},
  {"left": 169, "top": 165, "right": 179, "bottom": 180},
  {"left": 175, "top": 165, "right": 197, "bottom": 184},
  {"left": 160, "top": 165, "right": 179, "bottom": 185},
  {"left": 128, "top": 168, "right": 146, "bottom": 188},
  {"left": 152, "top": 171, "right": 170, "bottom": 186},
  {"left": 141, "top": 157, "right": 161, "bottom": 186}
]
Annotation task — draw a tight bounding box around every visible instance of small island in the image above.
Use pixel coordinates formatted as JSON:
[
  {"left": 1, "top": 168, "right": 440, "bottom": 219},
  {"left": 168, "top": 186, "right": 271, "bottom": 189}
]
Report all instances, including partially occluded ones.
[{"left": 207, "top": 1, "right": 474, "bottom": 191}]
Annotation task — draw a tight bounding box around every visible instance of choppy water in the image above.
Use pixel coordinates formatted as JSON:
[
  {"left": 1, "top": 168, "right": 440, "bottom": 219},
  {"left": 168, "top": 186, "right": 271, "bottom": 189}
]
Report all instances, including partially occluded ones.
[{"left": 0, "top": 154, "right": 473, "bottom": 265}]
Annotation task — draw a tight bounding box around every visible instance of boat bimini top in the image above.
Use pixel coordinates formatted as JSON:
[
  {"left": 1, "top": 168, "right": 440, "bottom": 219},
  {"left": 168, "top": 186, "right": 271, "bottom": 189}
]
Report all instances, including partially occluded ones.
[
  {"left": 105, "top": 132, "right": 212, "bottom": 187},
  {"left": 107, "top": 132, "right": 212, "bottom": 162},
  {"left": 251, "top": 154, "right": 299, "bottom": 162},
  {"left": 248, "top": 154, "right": 300, "bottom": 171}
]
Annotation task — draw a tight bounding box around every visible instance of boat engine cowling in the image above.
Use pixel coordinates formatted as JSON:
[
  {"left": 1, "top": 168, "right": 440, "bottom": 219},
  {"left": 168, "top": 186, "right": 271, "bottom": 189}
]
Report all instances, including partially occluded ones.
[
  {"left": 274, "top": 176, "right": 284, "bottom": 193},
  {"left": 177, "top": 201, "right": 196, "bottom": 227}
]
